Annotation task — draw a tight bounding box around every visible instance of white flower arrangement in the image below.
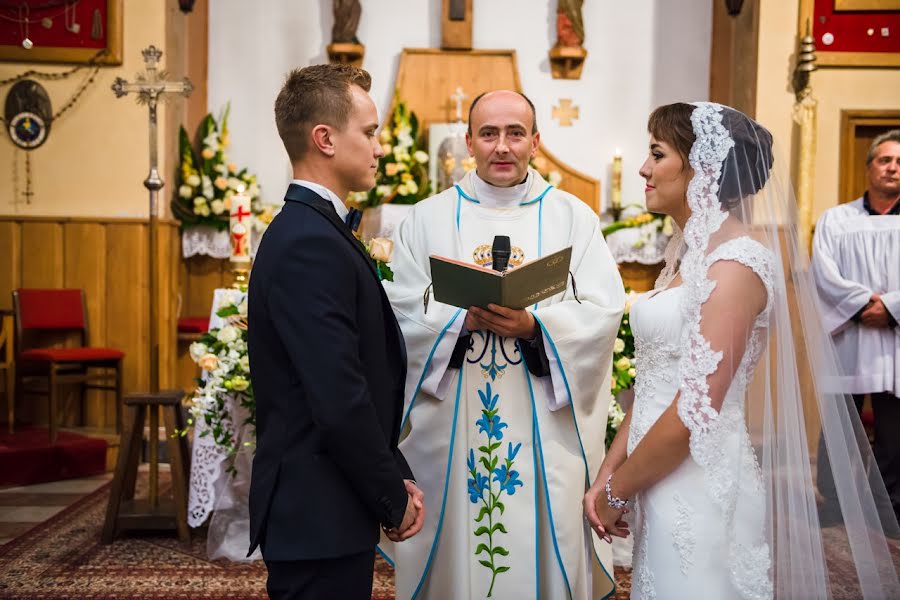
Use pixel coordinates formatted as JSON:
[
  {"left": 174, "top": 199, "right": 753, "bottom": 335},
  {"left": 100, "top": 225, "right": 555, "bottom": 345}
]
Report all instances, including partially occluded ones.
[{"left": 183, "top": 291, "right": 255, "bottom": 474}]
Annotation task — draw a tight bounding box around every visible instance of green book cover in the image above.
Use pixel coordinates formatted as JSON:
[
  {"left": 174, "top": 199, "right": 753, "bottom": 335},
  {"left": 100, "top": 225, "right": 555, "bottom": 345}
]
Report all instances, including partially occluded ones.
[{"left": 429, "top": 246, "right": 572, "bottom": 310}]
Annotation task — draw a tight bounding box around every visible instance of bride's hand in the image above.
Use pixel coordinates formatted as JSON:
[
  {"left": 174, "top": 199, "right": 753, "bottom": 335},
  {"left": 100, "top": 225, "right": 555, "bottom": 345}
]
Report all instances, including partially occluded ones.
[
  {"left": 584, "top": 473, "right": 624, "bottom": 543},
  {"left": 596, "top": 499, "right": 630, "bottom": 540}
]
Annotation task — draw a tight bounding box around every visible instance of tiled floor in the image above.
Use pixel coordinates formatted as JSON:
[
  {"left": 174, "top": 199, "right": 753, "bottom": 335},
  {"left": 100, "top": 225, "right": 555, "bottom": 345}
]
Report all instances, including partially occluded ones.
[{"left": 0, "top": 472, "right": 112, "bottom": 546}]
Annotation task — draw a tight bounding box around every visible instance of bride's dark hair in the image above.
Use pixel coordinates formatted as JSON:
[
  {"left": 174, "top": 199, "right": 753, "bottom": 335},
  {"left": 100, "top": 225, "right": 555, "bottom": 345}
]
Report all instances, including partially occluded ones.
[{"left": 648, "top": 102, "right": 774, "bottom": 209}]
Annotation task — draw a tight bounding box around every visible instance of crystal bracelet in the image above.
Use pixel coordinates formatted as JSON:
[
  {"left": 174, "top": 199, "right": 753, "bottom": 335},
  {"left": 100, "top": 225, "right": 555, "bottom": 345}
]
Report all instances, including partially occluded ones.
[{"left": 605, "top": 474, "right": 628, "bottom": 509}]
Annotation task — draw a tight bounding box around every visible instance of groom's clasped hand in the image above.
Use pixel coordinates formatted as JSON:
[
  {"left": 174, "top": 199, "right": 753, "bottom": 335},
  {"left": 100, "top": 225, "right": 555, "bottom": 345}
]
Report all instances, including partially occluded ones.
[{"left": 384, "top": 480, "right": 426, "bottom": 542}]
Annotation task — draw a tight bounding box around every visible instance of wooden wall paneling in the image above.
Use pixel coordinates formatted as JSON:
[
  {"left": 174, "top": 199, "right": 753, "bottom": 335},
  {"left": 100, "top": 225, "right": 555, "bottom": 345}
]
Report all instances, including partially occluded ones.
[
  {"left": 0, "top": 221, "right": 19, "bottom": 428},
  {"left": 183, "top": 255, "right": 228, "bottom": 317},
  {"left": 708, "top": 0, "right": 760, "bottom": 118},
  {"left": 0, "top": 221, "right": 21, "bottom": 311},
  {"left": 20, "top": 222, "right": 64, "bottom": 288},
  {"left": 157, "top": 223, "right": 180, "bottom": 390},
  {"left": 105, "top": 223, "right": 149, "bottom": 399},
  {"left": 64, "top": 223, "right": 109, "bottom": 428}
]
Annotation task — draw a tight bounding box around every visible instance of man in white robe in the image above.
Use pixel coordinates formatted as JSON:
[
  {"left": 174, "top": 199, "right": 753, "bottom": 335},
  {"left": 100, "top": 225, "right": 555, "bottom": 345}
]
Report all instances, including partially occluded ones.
[
  {"left": 381, "top": 90, "right": 624, "bottom": 599},
  {"left": 812, "top": 130, "right": 900, "bottom": 520}
]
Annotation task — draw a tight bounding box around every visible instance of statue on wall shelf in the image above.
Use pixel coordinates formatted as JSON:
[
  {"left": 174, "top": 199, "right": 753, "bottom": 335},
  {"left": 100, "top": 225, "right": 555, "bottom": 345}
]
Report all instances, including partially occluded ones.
[
  {"left": 556, "top": 0, "right": 584, "bottom": 48},
  {"left": 332, "top": 0, "right": 362, "bottom": 45},
  {"left": 549, "top": 0, "right": 587, "bottom": 79}
]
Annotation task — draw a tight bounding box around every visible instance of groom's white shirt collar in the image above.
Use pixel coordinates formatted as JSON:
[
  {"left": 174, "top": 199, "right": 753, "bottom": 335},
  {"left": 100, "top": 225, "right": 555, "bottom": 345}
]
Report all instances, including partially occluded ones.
[{"left": 291, "top": 179, "right": 348, "bottom": 220}]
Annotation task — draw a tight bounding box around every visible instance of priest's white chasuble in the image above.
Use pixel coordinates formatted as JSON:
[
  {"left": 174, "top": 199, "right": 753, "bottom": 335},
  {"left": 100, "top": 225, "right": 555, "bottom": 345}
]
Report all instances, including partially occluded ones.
[
  {"left": 382, "top": 169, "right": 625, "bottom": 599},
  {"left": 812, "top": 197, "right": 900, "bottom": 395}
]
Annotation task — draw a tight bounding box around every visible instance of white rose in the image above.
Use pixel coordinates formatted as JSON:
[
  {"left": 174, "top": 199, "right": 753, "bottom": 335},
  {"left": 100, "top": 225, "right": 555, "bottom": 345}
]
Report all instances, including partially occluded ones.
[
  {"left": 214, "top": 163, "right": 228, "bottom": 174},
  {"left": 548, "top": 171, "right": 563, "bottom": 187},
  {"left": 379, "top": 128, "right": 392, "bottom": 143},
  {"left": 613, "top": 338, "right": 625, "bottom": 353},
  {"left": 414, "top": 150, "right": 429, "bottom": 164},
  {"left": 406, "top": 180, "right": 418, "bottom": 195},
  {"left": 377, "top": 185, "right": 392, "bottom": 197},
  {"left": 217, "top": 325, "right": 239, "bottom": 344},
  {"left": 228, "top": 177, "right": 243, "bottom": 190},
  {"left": 186, "top": 174, "right": 201, "bottom": 187},
  {"left": 240, "top": 355, "right": 250, "bottom": 372},
  {"left": 396, "top": 183, "right": 409, "bottom": 196},
  {"left": 368, "top": 237, "right": 394, "bottom": 263},
  {"left": 238, "top": 297, "right": 248, "bottom": 317},
  {"left": 248, "top": 183, "right": 260, "bottom": 197},
  {"left": 179, "top": 185, "right": 193, "bottom": 198},
  {"left": 210, "top": 200, "right": 225, "bottom": 215},
  {"left": 628, "top": 367, "right": 637, "bottom": 378},
  {"left": 196, "top": 205, "right": 211, "bottom": 217},
  {"left": 189, "top": 342, "right": 207, "bottom": 361},
  {"left": 193, "top": 197, "right": 207, "bottom": 207}
]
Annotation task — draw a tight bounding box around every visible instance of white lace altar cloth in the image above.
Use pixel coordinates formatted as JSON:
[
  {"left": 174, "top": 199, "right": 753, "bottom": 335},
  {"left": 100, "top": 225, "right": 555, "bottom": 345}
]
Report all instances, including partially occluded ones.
[
  {"left": 186, "top": 288, "right": 261, "bottom": 561},
  {"left": 181, "top": 226, "right": 263, "bottom": 259}
]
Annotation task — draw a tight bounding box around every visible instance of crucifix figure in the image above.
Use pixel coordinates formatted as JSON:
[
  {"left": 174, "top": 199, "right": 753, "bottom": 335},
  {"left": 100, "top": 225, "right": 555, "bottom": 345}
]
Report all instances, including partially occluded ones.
[
  {"left": 111, "top": 46, "right": 193, "bottom": 395},
  {"left": 451, "top": 86, "right": 467, "bottom": 123}
]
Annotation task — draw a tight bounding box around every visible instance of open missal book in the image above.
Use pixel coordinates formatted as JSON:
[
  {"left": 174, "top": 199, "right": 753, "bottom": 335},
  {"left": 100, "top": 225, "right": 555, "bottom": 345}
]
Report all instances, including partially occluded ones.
[{"left": 429, "top": 246, "right": 572, "bottom": 310}]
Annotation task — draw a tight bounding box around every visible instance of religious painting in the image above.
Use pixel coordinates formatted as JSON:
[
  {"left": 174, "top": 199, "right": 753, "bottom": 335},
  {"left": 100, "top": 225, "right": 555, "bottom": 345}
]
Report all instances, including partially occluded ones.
[
  {"left": 0, "top": 0, "right": 123, "bottom": 65},
  {"left": 799, "top": 0, "right": 900, "bottom": 66}
]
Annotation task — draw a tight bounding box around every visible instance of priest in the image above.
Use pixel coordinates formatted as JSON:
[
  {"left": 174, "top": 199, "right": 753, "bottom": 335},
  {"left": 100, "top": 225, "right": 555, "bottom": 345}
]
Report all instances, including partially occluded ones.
[
  {"left": 382, "top": 90, "right": 624, "bottom": 599},
  {"left": 812, "top": 129, "right": 900, "bottom": 522}
]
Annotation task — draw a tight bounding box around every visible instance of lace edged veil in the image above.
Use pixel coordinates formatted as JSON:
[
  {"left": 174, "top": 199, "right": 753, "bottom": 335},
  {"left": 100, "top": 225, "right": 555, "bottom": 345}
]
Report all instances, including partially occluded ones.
[{"left": 655, "top": 102, "right": 899, "bottom": 598}]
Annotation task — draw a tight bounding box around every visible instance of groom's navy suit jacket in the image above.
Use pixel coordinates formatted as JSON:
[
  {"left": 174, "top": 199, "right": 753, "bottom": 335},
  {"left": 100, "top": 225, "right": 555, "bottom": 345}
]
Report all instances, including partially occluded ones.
[{"left": 247, "top": 184, "right": 412, "bottom": 561}]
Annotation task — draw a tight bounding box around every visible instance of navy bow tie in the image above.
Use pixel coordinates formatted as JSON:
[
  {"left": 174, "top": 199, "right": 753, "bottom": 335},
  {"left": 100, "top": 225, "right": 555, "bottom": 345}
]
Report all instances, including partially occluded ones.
[{"left": 345, "top": 207, "right": 362, "bottom": 232}]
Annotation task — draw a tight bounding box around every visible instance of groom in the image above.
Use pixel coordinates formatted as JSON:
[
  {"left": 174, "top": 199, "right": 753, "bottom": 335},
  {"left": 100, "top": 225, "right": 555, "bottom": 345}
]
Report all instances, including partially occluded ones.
[{"left": 247, "top": 64, "right": 424, "bottom": 599}]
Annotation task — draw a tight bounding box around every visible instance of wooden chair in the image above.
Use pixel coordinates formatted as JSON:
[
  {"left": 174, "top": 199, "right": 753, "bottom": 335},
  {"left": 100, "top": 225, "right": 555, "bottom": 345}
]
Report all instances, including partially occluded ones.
[
  {"left": 0, "top": 311, "right": 14, "bottom": 434},
  {"left": 13, "top": 289, "right": 124, "bottom": 444}
]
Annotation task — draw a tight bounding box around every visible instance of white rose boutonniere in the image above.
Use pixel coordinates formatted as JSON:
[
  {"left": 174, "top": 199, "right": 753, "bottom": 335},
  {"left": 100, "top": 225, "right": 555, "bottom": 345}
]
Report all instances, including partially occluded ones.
[{"left": 365, "top": 237, "right": 394, "bottom": 282}]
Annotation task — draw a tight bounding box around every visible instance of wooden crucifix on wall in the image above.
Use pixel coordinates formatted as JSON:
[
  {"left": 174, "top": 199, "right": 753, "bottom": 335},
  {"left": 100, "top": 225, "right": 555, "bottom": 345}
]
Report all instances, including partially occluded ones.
[{"left": 442, "top": 0, "right": 472, "bottom": 50}]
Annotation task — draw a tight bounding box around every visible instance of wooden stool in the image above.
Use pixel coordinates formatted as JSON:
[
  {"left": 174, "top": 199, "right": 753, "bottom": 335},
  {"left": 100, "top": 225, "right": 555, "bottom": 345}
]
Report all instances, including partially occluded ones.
[{"left": 102, "top": 390, "right": 190, "bottom": 544}]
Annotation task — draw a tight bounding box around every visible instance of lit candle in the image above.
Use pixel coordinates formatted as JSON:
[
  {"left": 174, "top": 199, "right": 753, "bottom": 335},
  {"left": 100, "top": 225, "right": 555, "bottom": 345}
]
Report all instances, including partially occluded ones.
[
  {"left": 611, "top": 149, "right": 623, "bottom": 212},
  {"left": 229, "top": 191, "right": 252, "bottom": 263}
]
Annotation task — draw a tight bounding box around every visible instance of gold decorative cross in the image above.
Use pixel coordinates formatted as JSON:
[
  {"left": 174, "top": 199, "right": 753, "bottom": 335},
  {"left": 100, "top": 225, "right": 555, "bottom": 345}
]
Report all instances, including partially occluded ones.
[{"left": 552, "top": 99, "right": 579, "bottom": 127}]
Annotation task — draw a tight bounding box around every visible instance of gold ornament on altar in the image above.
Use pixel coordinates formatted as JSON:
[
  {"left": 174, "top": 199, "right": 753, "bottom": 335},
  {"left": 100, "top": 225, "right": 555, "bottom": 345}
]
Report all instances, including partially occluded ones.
[{"left": 431, "top": 87, "right": 474, "bottom": 193}]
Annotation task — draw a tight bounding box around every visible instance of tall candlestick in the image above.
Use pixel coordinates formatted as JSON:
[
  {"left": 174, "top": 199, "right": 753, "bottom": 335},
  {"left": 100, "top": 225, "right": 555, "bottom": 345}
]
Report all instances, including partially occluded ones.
[
  {"left": 611, "top": 149, "right": 623, "bottom": 216},
  {"left": 229, "top": 191, "right": 252, "bottom": 287}
]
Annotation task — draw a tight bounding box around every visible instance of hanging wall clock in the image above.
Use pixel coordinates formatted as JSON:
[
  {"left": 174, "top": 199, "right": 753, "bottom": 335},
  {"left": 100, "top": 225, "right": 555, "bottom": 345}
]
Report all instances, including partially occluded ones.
[{"left": 5, "top": 79, "right": 52, "bottom": 150}]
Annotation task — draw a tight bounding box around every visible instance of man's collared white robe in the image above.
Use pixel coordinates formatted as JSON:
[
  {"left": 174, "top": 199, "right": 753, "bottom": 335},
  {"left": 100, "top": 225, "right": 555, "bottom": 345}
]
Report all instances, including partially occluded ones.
[
  {"left": 812, "top": 197, "right": 900, "bottom": 395},
  {"left": 381, "top": 169, "right": 625, "bottom": 599}
]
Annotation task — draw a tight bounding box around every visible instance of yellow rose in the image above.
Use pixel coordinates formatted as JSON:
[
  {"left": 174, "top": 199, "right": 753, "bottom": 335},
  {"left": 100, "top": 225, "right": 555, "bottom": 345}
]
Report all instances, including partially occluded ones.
[
  {"left": 231, "top": 377, "right": 250, "bottom": 392},
  {"left": 198, "top": 353, "right": 218, "bottom": 371},
  {"left": 628, "top": 367, "right": 637, "bottom": 378},
  {"left": 613, "top": 338, "right": 625, "bottom": 353},
  {"left": 615, "top": 356, "right": 631, "bottom": 371},
  {"left": 401, "top": 172, "right": 412, "bottom": 183},
  {"left": 368, "top": 237, "right": 394, "bottom": 263}
]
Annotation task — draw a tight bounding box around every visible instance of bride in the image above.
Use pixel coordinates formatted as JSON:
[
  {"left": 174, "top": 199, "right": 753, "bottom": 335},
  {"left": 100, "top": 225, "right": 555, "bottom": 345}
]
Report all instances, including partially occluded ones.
[{"left": 584, "top": 102, "right": 900, "bottom": 598}]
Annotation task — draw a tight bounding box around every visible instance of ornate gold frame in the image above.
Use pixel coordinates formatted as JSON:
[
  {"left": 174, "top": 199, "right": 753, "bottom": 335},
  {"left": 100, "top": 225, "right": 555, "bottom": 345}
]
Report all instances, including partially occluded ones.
[
  {"left": 0, "top": 0, "right": 122, "bottom": 65},
  {"left": 799, "top": 0, "right": 900, "bottom": 67}
]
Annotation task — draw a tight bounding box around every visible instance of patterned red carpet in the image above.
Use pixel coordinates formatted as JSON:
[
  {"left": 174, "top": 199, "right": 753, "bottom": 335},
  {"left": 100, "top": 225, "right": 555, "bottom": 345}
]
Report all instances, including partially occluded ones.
[
  {"left": 5, "top": 475, "right": 895, "bottom": 598},
  {"left": 0, "top": 477, "right": 636, "bottom": 599}
]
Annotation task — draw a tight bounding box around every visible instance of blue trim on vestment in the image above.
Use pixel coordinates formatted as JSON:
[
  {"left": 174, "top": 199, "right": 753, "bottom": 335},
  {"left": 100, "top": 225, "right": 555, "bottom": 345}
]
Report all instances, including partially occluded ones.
[
  {"left": 409, "top": 367, "right": 464, "bottom": 600},
  {"left": 401, "top": 308, "right": 464, "bottom": 432},
  {"left": 375, "top": 544, "right": 395, "bottom": 568},
  {"left": 524, "top": 361, "right": 574, "bottom": 599},
  {"left": 532, "top": 314, "right": 617, "bottom": 598}
]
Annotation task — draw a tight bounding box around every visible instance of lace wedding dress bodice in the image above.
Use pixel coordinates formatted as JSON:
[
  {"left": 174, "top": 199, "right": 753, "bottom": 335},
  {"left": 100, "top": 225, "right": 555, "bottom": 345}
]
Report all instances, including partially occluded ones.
[{"left": 625, "top": 236, "right": 775, "bottom": 600}]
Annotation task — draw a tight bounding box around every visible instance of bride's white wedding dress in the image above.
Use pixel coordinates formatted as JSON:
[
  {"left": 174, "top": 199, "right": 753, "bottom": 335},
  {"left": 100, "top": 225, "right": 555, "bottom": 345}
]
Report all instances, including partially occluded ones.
[{"left": 626, "top": 236, "right": 775, "bottom": 599}]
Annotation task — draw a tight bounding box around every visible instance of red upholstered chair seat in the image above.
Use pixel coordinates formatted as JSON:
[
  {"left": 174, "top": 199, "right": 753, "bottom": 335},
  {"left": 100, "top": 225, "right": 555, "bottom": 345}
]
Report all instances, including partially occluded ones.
[
  {"left": 861, "top": 407, "right": 875, "bottom": 428},
  {"left": 177, "top": 317, "right": 210, "bottom": 334},
  {"left": 12, "top": 288, "right": 125, "bottom": 443},
  {"left": 19, "top": 347, "right": 125, "bottom": 363}
]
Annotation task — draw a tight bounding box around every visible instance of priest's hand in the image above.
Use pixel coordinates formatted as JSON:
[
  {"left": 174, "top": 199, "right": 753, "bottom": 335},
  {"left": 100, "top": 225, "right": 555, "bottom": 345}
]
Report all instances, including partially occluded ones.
[
  {"left": 467, "top": 304, "right": 537, "bottom": 340},
  {"left": 385, "top": 480, "right": 425, "bottom": 542},
  {"left": 860, "top": 294, "right": 893, "bottom": 328}
]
